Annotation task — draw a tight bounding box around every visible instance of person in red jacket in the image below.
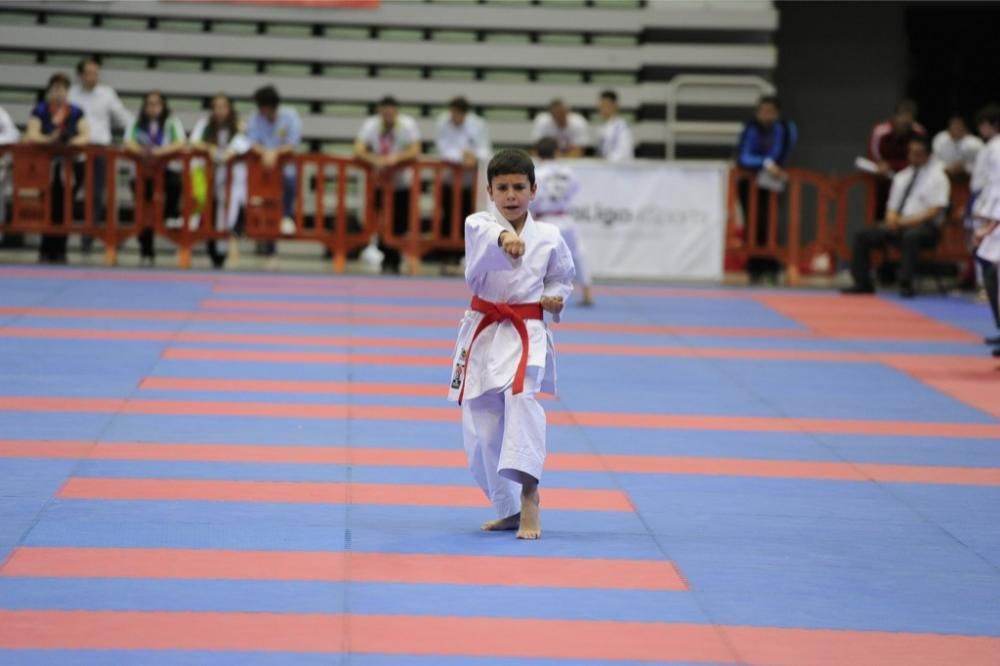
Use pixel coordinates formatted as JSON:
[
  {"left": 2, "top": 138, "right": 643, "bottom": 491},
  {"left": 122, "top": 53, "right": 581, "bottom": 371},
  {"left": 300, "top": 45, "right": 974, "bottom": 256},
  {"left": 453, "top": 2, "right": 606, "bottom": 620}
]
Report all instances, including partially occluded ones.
[{"left": 868, "top": 99, "right": 927, "bottom": 219}]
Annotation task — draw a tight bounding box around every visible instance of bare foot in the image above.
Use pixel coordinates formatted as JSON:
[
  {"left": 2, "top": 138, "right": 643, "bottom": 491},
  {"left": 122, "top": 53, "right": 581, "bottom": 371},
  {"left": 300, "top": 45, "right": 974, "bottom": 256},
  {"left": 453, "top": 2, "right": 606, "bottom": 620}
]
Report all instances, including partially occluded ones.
[
  {"left": 481, "top": 513, "right": 520, "bottom": 531},
  {"left": 516, "top": 488, "right": 541, "bottom": 540}
]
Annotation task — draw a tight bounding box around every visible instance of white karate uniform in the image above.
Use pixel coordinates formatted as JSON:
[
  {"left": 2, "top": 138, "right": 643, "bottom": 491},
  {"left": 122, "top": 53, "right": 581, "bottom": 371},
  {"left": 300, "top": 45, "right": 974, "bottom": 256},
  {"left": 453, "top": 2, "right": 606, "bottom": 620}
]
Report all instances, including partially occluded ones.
[
  {"left": 0, "top": 106, "right": 18, "bottom": 224},
  {"left": 530, "top": 161, "right": 591, "bottom": 287},
  {"left": 448, "top": 211, "right": 575, "bottom": 518},
  {"left": 973, "top": 135, "right": 1000, "bottom": 224},
  {"left": 598, "top": 116, "right": 634, "bottom": 163},
  {"left": 975, "top": 137, "right": 1000, "bottom": 265},
  {"left": 932, "top": 130, "right": 983, "bottom": 174}
]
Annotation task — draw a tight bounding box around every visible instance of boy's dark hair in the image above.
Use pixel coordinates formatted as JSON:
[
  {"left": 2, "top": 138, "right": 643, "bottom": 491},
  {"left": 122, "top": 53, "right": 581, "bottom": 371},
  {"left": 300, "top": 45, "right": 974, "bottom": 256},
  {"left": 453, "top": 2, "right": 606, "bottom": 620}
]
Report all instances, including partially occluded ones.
[
  {"left": 76, "top": 57, "right": 99, "bottom": 75},
  {"left": 47, "top": 72, "right": 71, "bottom": 91},
  {"left": 758, "top": 95, "right": 781, "bottom": 111},
  {"left": 379, "top": 95, "right": 399, "bottom": 107},
  {"left": 908, "top": 134, "right": 931, "bottom": 152},
  {"left": 253, "top": 85, "right": 281, "bottom": 109},
  {"left": 449, "top": 96, "right": 469, "bottom": 113},
  {"left": 487, "top": 149, "right": 535, "bottom": 187},
  {"left": 600, "top": 90, "right": 618, "bottom": 104},
  {"left": 536, "top": 137, "right": 558, "bottom": 160},
  {"left": 975, "top": 103, "right": 1000, "bottom": 129}
]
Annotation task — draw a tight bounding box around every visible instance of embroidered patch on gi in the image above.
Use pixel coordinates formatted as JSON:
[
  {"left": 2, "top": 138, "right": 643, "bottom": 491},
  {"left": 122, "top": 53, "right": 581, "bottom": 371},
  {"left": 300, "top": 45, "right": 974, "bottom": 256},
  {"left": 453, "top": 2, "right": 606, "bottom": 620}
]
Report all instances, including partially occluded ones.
[{"left": 451, "top": 348, "right": 467, "bottom": 390}]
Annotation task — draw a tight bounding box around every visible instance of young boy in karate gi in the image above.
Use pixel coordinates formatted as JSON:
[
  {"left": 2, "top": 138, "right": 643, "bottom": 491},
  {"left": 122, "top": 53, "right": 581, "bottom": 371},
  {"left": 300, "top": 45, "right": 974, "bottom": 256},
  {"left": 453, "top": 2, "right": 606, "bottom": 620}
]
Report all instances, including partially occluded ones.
[
  {"left": 531, "top": 137, "right": 595, "bottom": 306},
  {"left": 448, "top": 149, "right": 576, "bottom": 540}
]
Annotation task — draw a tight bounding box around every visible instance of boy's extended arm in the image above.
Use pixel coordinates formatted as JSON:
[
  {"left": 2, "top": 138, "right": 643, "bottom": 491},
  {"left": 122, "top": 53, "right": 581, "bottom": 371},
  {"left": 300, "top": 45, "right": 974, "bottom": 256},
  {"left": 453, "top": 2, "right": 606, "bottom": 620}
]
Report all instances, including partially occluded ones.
[{"left": 464, "top": 213, "right": 519, "bottom": 288}]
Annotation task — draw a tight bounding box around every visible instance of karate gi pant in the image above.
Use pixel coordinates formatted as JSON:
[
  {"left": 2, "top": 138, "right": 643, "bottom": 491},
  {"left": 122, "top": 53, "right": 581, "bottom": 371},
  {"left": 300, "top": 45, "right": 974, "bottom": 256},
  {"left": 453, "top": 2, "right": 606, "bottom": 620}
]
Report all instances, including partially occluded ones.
[
  {"left": 549, "top": 217, "right": 591, "bottom": 287},
  {"left": 979, "top": 256, "right": 1000, "bottom": 330},
  {"left": 461, "top": 366, "right": 545, "bottom": 519}
]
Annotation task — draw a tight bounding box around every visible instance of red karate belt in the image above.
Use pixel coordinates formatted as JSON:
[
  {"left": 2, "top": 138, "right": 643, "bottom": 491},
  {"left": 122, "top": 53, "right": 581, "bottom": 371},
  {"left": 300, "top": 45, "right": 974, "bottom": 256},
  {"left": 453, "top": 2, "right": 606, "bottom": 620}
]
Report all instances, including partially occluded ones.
[{"left": 457, "top": 295, "right": 544, "bottom": 405}]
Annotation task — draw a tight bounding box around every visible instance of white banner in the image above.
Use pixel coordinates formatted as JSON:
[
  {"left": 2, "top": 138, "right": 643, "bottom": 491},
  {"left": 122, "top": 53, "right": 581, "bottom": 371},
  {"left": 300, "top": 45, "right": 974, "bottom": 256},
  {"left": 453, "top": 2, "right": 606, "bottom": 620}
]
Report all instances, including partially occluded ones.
[{"left": 561, "top": 159, "right": 729, "bottom": 281}]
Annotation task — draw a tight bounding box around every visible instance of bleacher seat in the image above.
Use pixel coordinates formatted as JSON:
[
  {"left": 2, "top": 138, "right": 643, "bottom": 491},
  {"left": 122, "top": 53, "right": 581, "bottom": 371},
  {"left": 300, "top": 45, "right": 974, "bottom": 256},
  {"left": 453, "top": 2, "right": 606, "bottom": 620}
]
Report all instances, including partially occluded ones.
[{"left": 0, "top": 0, "right": 778, "bottom": 158}]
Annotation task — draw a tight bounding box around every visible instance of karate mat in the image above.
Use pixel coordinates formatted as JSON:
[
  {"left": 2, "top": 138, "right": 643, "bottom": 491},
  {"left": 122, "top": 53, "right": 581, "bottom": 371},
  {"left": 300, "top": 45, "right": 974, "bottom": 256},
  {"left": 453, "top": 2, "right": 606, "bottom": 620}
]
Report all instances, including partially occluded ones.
[{"left": 0, "top": 265, "right": 998, "bottom": 665}]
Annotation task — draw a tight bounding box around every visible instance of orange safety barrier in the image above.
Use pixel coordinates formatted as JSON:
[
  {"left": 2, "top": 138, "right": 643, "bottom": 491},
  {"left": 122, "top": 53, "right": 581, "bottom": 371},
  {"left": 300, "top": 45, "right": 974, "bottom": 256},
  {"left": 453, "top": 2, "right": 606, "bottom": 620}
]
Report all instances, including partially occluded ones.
[
  {"left": 829, "top": 172, "right": 879, "bottom": 263},
  {"left": 377, "top": 159, "right": 472, "bottom": 275},
  {"left": 134, "top": 148, "right": 218, "bottom": 269},
  {"left": 2, "top": 145, "right": 478, "bottom": 272},
  {"left": 728, "top": 167, "right": 972, "bottom": 285},
  {"left": 239, "top": 153, "right": 373, "bottom": 271},
  {"left": 7, "top": 145, "right": 969, "bottom": 281},
  {"left": 1, "top": 144, "right": 217, "bottom": 268},
  {"left": 937, "top": 173, "right": 971, "bottom": 263},
  {"left": 6, "top": 144, "right": 119, "bottom": 243},
  {"left": 727, "top": 167, "right": 837, "bottom": 285},
  {"left": 239, "top": 155, "right": 475, "bottom": 273}
]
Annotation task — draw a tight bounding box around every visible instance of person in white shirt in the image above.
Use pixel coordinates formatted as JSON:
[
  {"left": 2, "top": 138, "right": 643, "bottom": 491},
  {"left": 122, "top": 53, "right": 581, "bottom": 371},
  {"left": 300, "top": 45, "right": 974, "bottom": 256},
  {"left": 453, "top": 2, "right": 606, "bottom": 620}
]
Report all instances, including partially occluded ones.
[
  {"left": 932, "top": 114, "right": 983, "bottom": 177},
  {"left": 69, "top": 59, "right": 132, "bottom": 148},
  {"left": 69, "top": 59, "right": 133, "bottom": 243},
  {"left": 530, "top": 137, "right": 593, "bottom": 306},
  {"left": 844, "top": 136, "right": 950, "bottom": 298},
  {"left": 354, "top": 96, "right": 421, "bottom": 273},
  {"left": 0, "top": 105, "right": 18, "bottom": 145},
  {"left": 531, "top": 99, "right": 590, "bottom": 158},
  {"left": 0, "top": 105, "right": 19, "bottom": 225},
  {"left": 436, "top": 96, "right": 491, "bottom": 168},
  {"left": 190, "top": 94, "right": 251, "bottom": 269},
  {"left": 435, "top": 96, "right": 492, "bottom": 271},
  {"left": 596, "top": 90, "right": 633, "bottom": 162},
  {"left": 970, "top": 104, "right": 1000, "bottom": 352}
]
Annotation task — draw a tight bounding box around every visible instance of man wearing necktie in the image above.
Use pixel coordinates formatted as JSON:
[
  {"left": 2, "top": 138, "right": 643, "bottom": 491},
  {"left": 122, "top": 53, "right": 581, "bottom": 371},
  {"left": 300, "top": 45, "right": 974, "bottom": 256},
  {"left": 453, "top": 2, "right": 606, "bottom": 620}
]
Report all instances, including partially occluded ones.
[{"left": 843, "top": 136, "right": 950, "bottom": 298}]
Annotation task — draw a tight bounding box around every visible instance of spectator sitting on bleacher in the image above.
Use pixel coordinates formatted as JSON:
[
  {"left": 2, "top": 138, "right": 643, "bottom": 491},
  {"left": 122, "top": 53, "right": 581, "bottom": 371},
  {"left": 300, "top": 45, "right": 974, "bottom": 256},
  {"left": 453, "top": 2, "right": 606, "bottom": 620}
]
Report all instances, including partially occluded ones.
[
  {"left": 596, "top": 90, "right": 633, "bottom": 162},
  {"left": 531, "top": 99, "right": 590, "bottom": 158},
  {"left": 844, "top": 136, "right": 950, "bottom": 298},
  {"left": 24, "top": 72, "right": 90, "bottom": 265},
  {"left": 435, "top": 96, "right": 491, "bottom": 223},
  {"left": 933, "top": 114, "right": 983, "bottom": 177},
  {"left": 190, "top": 94, "right": 250, "bottom": 270},
  {"left": 124, "top": 90, "right": 186, "bottom": 267},
  {"left": 435, "top": 96, "right": 491, "bottom": 272},
  {"left": 354, "top": 95, "right": 421, "bottom": 274},
  {"left": 0, "top": 104, "right": 19, "bottom": 226},
  {"left": 70, "top": 58, "right": 133, "bottom": 252},
  {"left": 735, "top": 95, "right": 797, "bottom": 284},
  {"left": 247, "top": 85, "right": 301, "bottom": 244},
  {"left": 867, "top": 99, "right": 927, "bottom": 219},
  {"left": 436, "top": 96, "right": 491, "bottom": 169}
]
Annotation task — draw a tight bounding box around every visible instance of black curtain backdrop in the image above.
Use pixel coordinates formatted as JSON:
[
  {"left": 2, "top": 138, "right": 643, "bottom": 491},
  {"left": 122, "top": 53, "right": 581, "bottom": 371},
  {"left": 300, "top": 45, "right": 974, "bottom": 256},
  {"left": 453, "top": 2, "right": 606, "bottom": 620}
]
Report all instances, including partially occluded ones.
[{"left": 905, "top": 2, "right": 1000, "bottom": 132}]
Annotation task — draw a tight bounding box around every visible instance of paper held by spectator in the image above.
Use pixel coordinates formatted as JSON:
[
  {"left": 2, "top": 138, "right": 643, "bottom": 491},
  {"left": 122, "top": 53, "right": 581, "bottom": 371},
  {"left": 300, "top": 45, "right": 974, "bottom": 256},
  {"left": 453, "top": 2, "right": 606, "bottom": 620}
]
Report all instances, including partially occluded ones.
[
  {"left": 855, "top": 156, "right": 893, "bottom": 176},
  {"left": 756, "top": 169, "right": 787, "bottom": 193}
]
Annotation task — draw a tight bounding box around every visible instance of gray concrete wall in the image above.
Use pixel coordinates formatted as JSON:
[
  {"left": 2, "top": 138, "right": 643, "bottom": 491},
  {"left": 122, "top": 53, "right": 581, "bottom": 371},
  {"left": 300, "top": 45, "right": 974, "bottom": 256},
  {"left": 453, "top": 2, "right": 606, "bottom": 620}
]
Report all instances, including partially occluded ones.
[{"left": 775, "top": 1, "right": 908, "bottom": 175}]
